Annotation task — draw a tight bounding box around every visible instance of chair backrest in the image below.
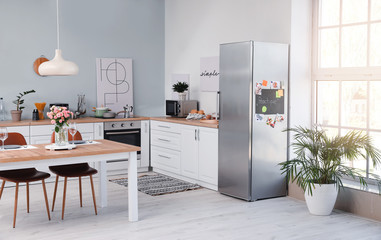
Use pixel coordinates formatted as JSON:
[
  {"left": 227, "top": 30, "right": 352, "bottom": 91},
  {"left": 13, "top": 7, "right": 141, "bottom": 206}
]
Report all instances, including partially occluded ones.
[
  {"left": 4, "top": 132, "right": 27, "bottom": 145},
  {"left": 51, "top": 130, "right": 82, "bottom": 143}
]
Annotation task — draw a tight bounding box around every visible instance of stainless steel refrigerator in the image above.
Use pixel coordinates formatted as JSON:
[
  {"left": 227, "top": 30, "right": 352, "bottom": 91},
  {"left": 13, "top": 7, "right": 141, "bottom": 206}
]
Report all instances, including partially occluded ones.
[{"left": 218, "top": 41, "right": 288, "bottom": 201}]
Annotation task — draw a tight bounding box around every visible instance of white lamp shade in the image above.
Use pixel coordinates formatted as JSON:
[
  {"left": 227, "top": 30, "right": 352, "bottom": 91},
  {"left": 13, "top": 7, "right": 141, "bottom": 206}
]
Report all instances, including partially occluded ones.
[{"left": 38, "top": 49, "right": 79, "bottom": 76}]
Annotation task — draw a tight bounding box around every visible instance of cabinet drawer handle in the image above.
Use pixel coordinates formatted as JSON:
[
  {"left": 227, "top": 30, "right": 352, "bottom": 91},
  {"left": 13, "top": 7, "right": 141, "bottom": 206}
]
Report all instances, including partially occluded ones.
[
  {"left": 158, "top": 138, "right": 170, "bottom": 142},
  {"left": 158, "top": 125, "right": 170, "bottom": 129},
  {"left": 158, "top": 154, "right": 171, "bottom": 159}
]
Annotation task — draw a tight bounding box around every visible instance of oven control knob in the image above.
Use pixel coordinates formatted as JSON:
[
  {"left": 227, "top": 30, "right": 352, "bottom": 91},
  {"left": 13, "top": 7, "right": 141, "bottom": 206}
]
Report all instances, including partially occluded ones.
[
  {"left": 121, "top": 123, "right": 125, "bottom": 128},
  {"left": 130, "top": 123, "right": 134, "bottom": 127},
  {"left": 111, "top": 124, "right": 116, "bottom": 128}
]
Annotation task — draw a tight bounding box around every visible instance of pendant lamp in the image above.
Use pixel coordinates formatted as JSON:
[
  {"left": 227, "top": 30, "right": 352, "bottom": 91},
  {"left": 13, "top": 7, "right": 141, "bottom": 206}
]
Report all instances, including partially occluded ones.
[{"left": 39, "top": 0, "right": 79, "bottom": 76}]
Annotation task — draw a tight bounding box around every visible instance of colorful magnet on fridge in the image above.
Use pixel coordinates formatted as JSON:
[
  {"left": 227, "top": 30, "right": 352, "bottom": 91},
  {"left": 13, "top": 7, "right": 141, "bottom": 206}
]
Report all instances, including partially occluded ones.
[{"left": 262, "top": 106, "right": 267, "bottom": 113}]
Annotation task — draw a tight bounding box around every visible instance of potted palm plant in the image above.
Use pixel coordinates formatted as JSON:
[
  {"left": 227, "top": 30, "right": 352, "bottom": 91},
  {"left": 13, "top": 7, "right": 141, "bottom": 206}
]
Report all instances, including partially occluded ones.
[
  {"left": 11, "top": 90, "right": 36, "bottom": 121},
  {"left": 279, "top": 126, "right": 381, "bottom": 215},
  {"left": 172, "top": 81, "right": 189, "bottom": 101}
]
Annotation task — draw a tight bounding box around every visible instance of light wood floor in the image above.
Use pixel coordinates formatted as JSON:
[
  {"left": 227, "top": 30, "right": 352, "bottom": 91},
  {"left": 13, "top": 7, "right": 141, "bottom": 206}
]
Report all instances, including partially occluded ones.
[{"left": 1, "top": 173, "right": 381, "bottom": 240}]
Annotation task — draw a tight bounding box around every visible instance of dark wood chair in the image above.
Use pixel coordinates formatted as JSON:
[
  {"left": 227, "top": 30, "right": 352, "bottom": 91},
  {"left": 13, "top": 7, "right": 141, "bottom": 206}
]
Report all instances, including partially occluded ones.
[
  {"left": 50, "top": 130, "right": 97, "bottom": 220},
  {"left": 0, "top": 132, "right": 51, "bottom": 228}
]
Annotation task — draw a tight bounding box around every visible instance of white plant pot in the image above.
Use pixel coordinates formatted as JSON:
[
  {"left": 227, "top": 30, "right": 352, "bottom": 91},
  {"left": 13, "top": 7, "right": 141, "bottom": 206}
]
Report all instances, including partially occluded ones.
[
  {"left": 178, "top": 92, "right": 187, "bottom": 101},
  {"left": 304, "top": 183, "right": 338, "bottom": 216}
]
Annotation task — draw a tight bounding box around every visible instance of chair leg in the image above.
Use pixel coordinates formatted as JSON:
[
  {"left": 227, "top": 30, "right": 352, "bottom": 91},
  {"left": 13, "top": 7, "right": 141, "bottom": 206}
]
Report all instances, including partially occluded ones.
[
  {"left": 0, "top": 180, "right": 5, "bottom": 199},
  {"left": 13, "top": 182, "right": 19, "bottom": 228},
  {"left": 26, "top": 182, "right": 30, "bottom": 213},
  {"left": 42, "top": 180, "right": 51, "bottom": 221},
  {"left": 52, "top": 175, "right": 59, "bottom": 212},
  {"left": 79, "top": 176, "right": 83, "bottom": 207},
  {"left": 62, "top": 177, "right": 68, "bottom": 220},
  {"left": 89, "top": 175, "right": 97, "bottom": 215}
]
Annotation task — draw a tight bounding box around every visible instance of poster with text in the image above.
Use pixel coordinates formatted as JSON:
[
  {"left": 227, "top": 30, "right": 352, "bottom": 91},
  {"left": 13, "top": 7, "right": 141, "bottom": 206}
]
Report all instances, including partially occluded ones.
[
  {"left": 200, "top": 56, "right": 219, "bottom": 92},
  {"left": 96, "top": 58, "right": 133, "bottom": 113}
]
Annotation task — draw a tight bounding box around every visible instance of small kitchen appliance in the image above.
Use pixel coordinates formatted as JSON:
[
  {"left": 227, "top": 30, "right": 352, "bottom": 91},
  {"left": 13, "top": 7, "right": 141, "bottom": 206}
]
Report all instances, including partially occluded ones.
[{"left": 166, "top": 100, "right": 198, "bottom": 117}]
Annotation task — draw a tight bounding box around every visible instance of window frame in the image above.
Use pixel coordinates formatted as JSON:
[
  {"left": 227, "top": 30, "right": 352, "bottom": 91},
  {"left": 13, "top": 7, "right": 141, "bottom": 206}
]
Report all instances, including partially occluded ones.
[{"left": 312, "top": 0, "right": 381, "bottom": 183}]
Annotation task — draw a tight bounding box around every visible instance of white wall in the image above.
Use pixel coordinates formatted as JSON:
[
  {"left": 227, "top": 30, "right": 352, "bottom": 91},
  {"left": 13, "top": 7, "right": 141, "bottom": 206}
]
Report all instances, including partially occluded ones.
[
  {"left": 288, "top": 0, "right": 312, "bottom": 163},
  {"left": 165, "top": 0, "right": 292, "bottom": 115},
  {"left": 289, "top": 0, "right": 313, "bottom": 130}
]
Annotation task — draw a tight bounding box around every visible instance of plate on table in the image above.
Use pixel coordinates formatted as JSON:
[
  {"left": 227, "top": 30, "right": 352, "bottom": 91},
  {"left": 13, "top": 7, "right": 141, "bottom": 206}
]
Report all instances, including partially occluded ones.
[
  {"left": 4, "top": 145, "right": 21, "bottom": 150},
  {"left": 69, "top": 140, "right": 86, "bottom": 145},
  {"left": 45, "top": 144, "right": 77, "bottom": 151}
]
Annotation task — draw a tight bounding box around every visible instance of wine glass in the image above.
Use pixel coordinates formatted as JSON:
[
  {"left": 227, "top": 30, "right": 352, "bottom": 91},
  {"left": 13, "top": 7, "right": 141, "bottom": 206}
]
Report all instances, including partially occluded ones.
[
  {"left": 68, "top": 122, "right": 77, "bottom": 144},
  {"left": 0, "top": 127, "right": 8, "bottom": 151}
]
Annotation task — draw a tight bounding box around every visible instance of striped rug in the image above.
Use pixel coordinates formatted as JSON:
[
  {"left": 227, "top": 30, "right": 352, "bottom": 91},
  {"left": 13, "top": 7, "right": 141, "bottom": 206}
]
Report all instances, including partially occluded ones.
[{"left": 110, "top": 173, "right": 201, "bottom": 196}]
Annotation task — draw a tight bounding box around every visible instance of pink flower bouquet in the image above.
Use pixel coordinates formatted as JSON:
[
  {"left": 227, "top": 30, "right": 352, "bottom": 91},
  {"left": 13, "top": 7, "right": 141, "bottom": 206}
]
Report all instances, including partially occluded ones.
[{"left": 47, "top": 106, "right": 73, "bottom": 133}]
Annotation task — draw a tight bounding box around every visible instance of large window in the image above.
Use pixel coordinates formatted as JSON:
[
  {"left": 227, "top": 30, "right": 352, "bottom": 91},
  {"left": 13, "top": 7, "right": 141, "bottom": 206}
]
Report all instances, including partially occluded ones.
[{"left": 313, "top": 0, "right": 381, "bottom": 180}]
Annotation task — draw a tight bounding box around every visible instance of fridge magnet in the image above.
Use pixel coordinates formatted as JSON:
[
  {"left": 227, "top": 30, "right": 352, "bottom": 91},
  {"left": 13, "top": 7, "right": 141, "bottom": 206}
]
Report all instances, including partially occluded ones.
[
  {"left": 275, "top": 114, "right": 285, "bottom": 123},
  {"left": 255, "top": 82, "right": 262, "bottom": 95},
  {"left": 262, "top": 106, "right": 267, "bottom": 113},
  {"left": 262, "top": 80, "right": 268, "bottom": 87},
  {"left": 255, "top": 114, "right": 265, "bottom": 122},
  {"left": 276, "top": 91, "right": 280, "bottom": 98},
  {"left": 266, "top": 117, "right": 276, "bottom": 128},
  {"left": 278, "top": 89, "right": 284, "bottom": 97},
  {"left": 270, "top": 81, "right": 280, "bottom": 89}
]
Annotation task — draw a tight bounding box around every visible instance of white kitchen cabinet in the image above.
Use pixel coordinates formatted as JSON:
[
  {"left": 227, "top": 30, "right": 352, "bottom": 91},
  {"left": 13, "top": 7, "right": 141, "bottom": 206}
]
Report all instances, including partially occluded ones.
[
  {"left": 76, "top": 123, "right": 94, "bottom": 135},
  {"left": 30, "top": 135, "right": 52, "bottom": 144},
  {"left": 151, "top": 129, "right": 181, "bottom": 150},
  {"left": 150, "top": 120, "right": 219, "bottom": 190},
  {"left": 150, "top": 121, "right": 182, "bottom": 173},
  {"left": 151, "top": 146, "right": 181, "bottom": 174},
  {"left": 180, "top": 125, "right": 218, "bottom": 187},
  {"left": 29, "top": 123, "right": 95, "bottom": 144},
  {"left": 180, "top": 125, "right": 199, "bottom": 179},
  {"left": 30, "top": 125, "right": 54, "bottom": 136},
  {"left": 140, "top": 120, "right": 150, "bottom": 168},
  {"left": 30, "top": 125, "right": 54, "bottom": 144},
  {"left": 151, "top": 120, "right": 181, "bottom": 133},
  {"left": 7, "top": 126, "right": 30, "bottom": 144},
  {"left": 94, "top": 122, "right": 104, "bottom": 140},
  {"left": 198, "top": 127, "right": 218, "bottom": 186}
]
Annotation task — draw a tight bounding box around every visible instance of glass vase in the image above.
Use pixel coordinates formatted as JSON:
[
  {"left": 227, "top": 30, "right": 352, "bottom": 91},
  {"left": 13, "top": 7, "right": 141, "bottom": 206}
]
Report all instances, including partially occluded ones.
[{"left": 55, "top": 126, "right": 68, "bottom": 146}]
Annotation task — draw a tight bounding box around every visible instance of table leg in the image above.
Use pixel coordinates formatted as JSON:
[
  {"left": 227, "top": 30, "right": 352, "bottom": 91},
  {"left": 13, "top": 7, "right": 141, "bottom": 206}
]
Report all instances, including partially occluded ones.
[
  {"left": 128, "top": 151, "right": 138, "bottom": 221},
  {"left": 98, "top": 161, "right": 108, "bottom": 208}
]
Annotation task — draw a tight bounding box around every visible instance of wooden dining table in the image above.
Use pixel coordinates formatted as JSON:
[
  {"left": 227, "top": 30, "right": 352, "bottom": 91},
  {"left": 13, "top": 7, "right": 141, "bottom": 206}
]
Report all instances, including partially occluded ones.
[{"left": 0, "top": 139, "right": 140, "bottom": 222}]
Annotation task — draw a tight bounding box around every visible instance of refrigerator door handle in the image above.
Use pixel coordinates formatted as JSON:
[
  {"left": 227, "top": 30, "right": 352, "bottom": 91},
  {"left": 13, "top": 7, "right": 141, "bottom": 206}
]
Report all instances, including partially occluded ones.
[
  {"left": 195, "top": 129, "right": 197, "bottom": 141},
  {"left": 216, "top": 91, "right": 220, "bottom": 120}
]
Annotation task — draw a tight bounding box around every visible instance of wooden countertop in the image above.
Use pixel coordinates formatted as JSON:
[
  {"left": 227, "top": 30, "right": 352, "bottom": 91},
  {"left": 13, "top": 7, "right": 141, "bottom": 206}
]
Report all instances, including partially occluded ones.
[
  {"left": 0, "top": 116, "right": 218, "bottom": 129},
  {"left": 0, "top": 139, "right": 140, "bottom": 164},
  {"left": 0, "top": 116, "right": 150, "bottom": 127},
  {"left": 150, "top": 117, "right": 219, "bottom": 128}
]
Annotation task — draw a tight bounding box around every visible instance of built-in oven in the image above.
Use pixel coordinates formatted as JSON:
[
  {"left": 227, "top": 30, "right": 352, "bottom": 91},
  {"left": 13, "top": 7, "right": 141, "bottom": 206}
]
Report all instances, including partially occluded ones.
[{"left": 104, "top": 121, "right": 141, "bottom": 162}]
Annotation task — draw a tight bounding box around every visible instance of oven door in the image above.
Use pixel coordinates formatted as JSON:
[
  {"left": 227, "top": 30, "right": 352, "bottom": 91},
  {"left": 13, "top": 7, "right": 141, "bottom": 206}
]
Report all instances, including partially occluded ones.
[
  {"left": 166, "top": 100, "right": 179, "bottom": 116},
  {"left": 104, "top": 129, "right": 141, "bottom": 155}
]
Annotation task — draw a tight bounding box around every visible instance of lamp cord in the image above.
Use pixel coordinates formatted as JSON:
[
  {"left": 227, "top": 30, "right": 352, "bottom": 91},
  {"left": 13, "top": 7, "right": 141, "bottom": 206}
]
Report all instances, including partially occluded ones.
[{"left": 56, "top": 0, "right": 60, "bottom": 49}]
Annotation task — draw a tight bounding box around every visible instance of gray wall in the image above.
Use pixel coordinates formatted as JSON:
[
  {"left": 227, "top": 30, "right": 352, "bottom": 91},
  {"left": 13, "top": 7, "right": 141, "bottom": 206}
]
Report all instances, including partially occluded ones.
[{"left": 0, "top": 0, "right": 165, "bottom": 119}]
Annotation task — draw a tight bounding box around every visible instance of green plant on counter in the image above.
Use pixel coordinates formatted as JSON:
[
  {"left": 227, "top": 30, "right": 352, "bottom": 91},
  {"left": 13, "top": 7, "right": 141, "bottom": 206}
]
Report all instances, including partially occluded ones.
[
  {"left": 172, "top": 82, "right": 189, "bottom": 93},
  {"left": 279, "top": 125, "right": 381, "bottom": 195},
  {"left": 13, "top": 90, "right": 36, "bottom": 111}
]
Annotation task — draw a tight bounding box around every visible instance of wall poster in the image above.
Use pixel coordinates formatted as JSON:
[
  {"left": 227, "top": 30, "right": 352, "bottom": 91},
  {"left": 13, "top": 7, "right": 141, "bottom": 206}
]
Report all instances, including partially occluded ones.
[
  {"left": 200, "top": 56, "right": 219, "bottom": 92},
  {"left": 96, "top": 58, "right": 133, "bottom": 113}
]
